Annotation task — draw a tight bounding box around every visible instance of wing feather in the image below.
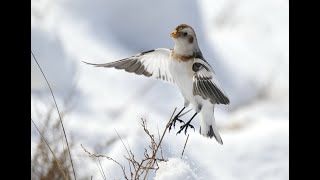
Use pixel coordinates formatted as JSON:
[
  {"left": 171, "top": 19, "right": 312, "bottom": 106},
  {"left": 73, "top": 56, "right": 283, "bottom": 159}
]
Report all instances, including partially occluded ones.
[
  {"left": 192, "top": 59, "right": 230, "bottom": 105},
  {"left": 83, "top": 48, "right": 174, "bottom": 84}
]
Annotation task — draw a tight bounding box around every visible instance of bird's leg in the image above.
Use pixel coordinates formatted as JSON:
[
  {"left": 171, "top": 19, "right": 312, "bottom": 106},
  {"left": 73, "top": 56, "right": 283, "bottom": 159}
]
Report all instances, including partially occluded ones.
[
  {"left": 176, "top": 112, "right": 197, "bottom": 135},
  {"left": 169, "top": 107, "right": 186, "bottom": 132}
]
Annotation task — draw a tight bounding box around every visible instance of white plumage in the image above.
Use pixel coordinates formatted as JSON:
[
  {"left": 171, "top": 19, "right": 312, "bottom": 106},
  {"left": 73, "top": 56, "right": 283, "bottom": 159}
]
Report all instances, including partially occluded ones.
[{"left": 83, "top": 24, "right": 229, "bottom": 145}]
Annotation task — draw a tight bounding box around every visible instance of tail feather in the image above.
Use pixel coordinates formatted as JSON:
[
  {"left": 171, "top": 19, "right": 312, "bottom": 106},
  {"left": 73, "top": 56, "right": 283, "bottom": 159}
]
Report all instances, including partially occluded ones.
[{"left": 199, "top": 107, "right": 223, "bottom": 145}]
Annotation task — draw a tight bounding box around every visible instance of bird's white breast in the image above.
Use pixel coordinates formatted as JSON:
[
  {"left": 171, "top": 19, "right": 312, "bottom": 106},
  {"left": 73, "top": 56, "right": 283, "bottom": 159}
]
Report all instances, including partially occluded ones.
[{"left": 169, "top": 57, "right": 200, "bottom": 107}]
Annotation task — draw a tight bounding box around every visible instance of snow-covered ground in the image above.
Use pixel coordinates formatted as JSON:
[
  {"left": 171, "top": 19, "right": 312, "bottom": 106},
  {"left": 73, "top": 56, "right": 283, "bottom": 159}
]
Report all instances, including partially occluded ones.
[{"left": 31, "top": 0, "right": 288, "bottom": 179}]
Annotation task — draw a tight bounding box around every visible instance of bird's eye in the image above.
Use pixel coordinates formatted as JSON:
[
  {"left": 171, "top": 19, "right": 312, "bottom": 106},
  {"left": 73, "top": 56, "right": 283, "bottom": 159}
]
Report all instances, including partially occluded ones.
[{"left": 183, "top": 32, "right": 188, "bottom": 37}]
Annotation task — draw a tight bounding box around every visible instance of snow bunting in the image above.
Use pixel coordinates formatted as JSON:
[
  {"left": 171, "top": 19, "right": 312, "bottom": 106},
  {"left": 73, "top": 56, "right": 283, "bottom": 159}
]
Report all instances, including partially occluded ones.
[{"left": 83, "top": 24, "right": 230, "bottom": 145}]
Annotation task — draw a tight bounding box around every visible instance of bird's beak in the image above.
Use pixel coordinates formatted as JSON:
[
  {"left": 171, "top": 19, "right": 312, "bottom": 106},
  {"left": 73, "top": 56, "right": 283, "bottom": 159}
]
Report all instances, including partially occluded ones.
[{"left": 170, "top": 30, "right": 177, "bottom": 38}]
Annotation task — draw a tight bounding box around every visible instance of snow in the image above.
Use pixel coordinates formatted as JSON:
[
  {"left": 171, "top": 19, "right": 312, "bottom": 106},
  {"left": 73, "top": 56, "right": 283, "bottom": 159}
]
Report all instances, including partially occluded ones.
[
  {"left": 155, "top": 158, "right": 198, "bottom": 180},
  {"left": 31, "top": 0, "right": 288, "bottom": 179}
]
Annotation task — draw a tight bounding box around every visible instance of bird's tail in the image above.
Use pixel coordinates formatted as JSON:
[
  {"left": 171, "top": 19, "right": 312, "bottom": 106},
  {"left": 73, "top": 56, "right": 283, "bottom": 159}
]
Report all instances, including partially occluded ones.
[{"left": 199, "top": 106, "right": 223, "bottom": 145}]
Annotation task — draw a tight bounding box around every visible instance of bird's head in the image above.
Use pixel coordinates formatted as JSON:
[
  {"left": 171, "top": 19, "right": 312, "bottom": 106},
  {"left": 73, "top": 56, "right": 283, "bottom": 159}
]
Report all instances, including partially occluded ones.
[{"left": 170, "top": 24, "right": 199, "bottom": 56}]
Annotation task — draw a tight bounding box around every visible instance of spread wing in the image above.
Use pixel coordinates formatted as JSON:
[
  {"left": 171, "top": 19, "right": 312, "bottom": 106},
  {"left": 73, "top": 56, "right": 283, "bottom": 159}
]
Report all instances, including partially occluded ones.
[
  {"left": 83, "top": 48, "right": 174, "bottom": 84},
  {"left": 192, "top": 58, "right": 230, "bottom": 105}
]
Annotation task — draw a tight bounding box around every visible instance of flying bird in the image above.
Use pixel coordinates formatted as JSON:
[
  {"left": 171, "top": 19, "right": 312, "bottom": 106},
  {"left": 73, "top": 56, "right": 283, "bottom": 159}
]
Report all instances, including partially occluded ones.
[{"left": 83, "top": 24, "right": 230, "bottom": 145}]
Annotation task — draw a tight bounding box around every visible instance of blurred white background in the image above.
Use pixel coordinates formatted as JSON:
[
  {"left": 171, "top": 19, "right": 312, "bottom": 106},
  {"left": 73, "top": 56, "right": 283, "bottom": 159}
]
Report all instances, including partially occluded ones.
[{"left": 31, "top": 0, "right": 288, "bottom": 179}]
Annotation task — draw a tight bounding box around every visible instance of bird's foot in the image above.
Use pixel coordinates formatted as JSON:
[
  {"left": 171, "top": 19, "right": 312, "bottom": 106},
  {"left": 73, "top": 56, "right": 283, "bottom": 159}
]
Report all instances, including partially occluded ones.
[
  {"left": 176, "top": 120, "right": 195, "bottom": 135},
  {"left": 169, "top": 114, "right": 185, "bottom": 132}
]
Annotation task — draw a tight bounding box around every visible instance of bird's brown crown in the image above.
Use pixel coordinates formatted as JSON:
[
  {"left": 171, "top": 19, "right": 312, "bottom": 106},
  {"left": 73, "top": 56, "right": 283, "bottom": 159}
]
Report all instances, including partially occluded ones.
[{"left": 175, "top": 24, "right": 193, "bottom": 31}]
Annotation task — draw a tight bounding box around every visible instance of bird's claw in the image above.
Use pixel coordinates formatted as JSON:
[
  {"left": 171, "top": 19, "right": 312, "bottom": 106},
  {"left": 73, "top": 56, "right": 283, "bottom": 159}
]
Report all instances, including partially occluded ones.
[
  {"left": 169, "top": 115, "right": 185, "bottom": 132},
  {"left": 176, "top": 121, "right": 195, "bottom": 135}
]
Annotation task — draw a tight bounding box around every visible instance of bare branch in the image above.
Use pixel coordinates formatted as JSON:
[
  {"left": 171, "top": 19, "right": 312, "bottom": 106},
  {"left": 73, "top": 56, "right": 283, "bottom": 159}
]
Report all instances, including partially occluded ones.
[
  {"left": 31, "top": 118, "right": 69, "bottom": 180},
  {"left": 157, "top": 126, "right": 164, "bottom": 160},
  {"left": 94, "top": 158, "right": 106, "bottom": 180},
  {"left": 114, "top": 129, "right": 132, "bottom": 160},
  {"left": 142, "top": 108, "right": 177, "bottom": 180},
  {"left": 80, "top": 108, "right": 177, "bottom": 180},
  {"left": 31, "top": 51, "right": 77, "bottom": 180},
  {"left": 81, "top": 144, "right": 129, "bottom": 180},
  {"left": 181, "top": 134, "right": 190, "bottom": 159},
  {"left": 98, "top": 158, "right": 107, "bottom": 180},
  {"left": 125, "top": 140, "right": 134, "bottom": 179}
]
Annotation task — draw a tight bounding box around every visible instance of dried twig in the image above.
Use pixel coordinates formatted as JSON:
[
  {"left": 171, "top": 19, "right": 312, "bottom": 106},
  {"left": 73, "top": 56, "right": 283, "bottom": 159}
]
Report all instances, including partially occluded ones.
[
  {"left": 31, "top": 51, "right": 77, "bottom": 180},
  {"left": 125, "top": 140, "right": 134, "bottom": 179},
  {"left": 31, "top": 118, "right": 68, "bottom": 179},
  {"left": 181, "top": 134, "right": 190, "bottom": 159},
  {"left": 157, "top": 126, "right": 164, "bottom": 160},
  {"left": 142, "top": 108, "right": 177, "bottom": 180},
  {"left": 31, "top": 163, "right": 42, "bottom": 178},
  {"left": 114, "top": 129, "right": 132, "bottom": 160},
  {"left": 114, "top": 129, "right": 135, "bottom": 179},
  {"left": 81, "top": 144, "right": 129, "bottom": 180},
  {"left": 82, "top": 108, "right": 178, "bottom": 180},
  {"left": 94, "top": 158, "right": 106, "bottom": 180},
  {"left": 98, "top": 157, "right": 107, "bottom": 180}
]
